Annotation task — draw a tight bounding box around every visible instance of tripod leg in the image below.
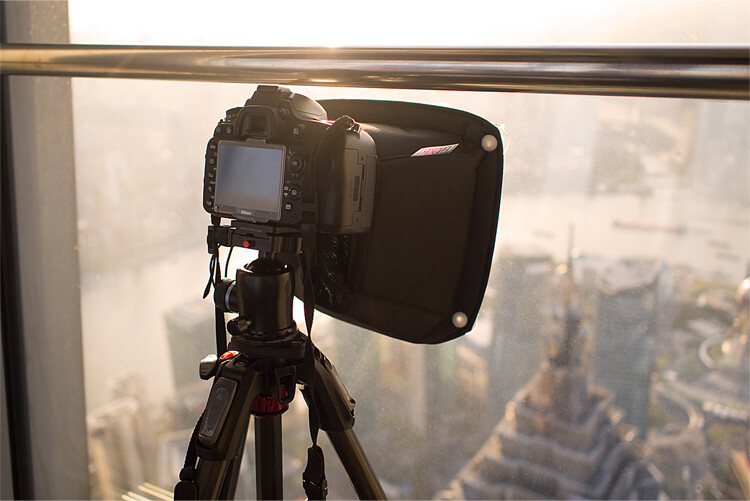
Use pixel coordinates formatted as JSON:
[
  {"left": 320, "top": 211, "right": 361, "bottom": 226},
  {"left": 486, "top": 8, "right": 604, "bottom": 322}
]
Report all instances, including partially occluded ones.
[
  {"left": 327, "top": 429, "right": 386, "bottom": 500},
  {"left": 217, "top": 419, "right": 250, "bottom": 499},
  {"left": 195, "top": 459, "right": 234, "bottom": 499},
  {"left": 192, "top": 357, "right": 264, "bottom": 499},
  {"left": 302, "top": 351, "right": 387, "bottom": 500},
  {"left": 254, "top": 414, "right": 284, "bottom": 500}
]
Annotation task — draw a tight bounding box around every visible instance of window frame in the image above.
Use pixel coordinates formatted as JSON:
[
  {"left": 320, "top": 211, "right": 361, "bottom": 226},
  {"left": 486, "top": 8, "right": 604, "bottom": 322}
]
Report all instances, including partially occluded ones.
[{"left": 1, "top": 2, "right": 88, "bottom": 498}]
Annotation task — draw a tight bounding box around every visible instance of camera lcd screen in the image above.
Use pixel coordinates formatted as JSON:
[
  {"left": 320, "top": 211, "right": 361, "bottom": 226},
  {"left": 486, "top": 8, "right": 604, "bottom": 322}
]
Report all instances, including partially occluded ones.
[{"left": 214, "top": 141, "right": 285, "bottom": 221}]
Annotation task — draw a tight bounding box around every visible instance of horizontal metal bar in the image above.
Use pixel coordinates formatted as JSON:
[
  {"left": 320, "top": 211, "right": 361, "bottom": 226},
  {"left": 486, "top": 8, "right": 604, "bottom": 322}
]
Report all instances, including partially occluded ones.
[{"left": 1, "top": 44, "right": 748, "bottom": 100}]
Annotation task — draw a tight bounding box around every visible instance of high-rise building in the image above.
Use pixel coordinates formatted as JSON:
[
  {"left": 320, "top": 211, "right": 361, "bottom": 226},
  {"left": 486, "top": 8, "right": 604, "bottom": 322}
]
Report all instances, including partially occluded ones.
[
  {"left": 592, "top": 259, "right": 664, "bottom": 438},
  {"left": 485, "top": 248, "right": 555, "bottom": 426},
  {"left": 165, "top": 298, "right": 216, "bottom": 391},
  {"left": 436, "top": 289, "right": 661, "bottom": 499},
  {"left": 88, "top": 398, "right": 152, "bottom": 500}
]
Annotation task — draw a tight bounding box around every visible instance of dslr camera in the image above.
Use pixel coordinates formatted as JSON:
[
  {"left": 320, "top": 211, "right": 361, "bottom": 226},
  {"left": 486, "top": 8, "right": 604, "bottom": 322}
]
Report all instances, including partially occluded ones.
[{"left": 202, "top": 86, "right": 377, "bottom": 235}]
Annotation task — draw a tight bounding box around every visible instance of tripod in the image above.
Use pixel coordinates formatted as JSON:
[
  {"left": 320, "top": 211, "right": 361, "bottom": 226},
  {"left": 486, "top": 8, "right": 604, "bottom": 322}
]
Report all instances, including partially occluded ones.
[{"left": 174, "top": 257, "right": 386, "bottom": 500}]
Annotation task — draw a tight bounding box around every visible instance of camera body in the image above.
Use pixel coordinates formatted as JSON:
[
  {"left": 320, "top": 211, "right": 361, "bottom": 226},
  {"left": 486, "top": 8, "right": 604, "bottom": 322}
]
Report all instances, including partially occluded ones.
[{"left": 203, "top": 86, "right": 377, "bottom": 234}]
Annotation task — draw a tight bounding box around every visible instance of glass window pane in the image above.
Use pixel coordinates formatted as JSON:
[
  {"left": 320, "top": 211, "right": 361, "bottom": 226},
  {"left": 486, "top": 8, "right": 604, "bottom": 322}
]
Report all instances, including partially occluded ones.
[
  {"left": 72, "top": 78, "right": 749, "bottom": 499},
  {"left": 66, "top": 2, "right": 749, "bottom": 499}
]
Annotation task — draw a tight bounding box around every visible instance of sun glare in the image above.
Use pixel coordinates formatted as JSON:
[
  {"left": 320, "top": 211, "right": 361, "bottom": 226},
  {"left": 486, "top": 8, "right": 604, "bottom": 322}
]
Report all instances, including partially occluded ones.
[{"left": 67, "top": 0, "right": 675, "bottom": 46}]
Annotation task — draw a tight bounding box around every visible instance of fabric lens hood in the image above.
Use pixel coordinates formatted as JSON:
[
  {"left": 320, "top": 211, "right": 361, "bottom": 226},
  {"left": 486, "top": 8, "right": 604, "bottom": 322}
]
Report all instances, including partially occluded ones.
[{"left": 288, "top": 99, "right": 504, "bottom": 344}]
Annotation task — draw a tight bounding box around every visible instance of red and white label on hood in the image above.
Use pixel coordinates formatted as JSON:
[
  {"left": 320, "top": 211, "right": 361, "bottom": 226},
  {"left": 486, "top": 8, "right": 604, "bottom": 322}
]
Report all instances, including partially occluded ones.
[{"left": 411, "top": 143, "right": 459, "bottom": 157}]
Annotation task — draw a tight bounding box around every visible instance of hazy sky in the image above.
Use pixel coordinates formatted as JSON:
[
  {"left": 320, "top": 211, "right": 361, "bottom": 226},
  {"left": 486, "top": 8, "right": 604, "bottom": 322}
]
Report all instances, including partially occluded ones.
[{"left": 68, "top": 0, "right": 750, "bottom": 46}]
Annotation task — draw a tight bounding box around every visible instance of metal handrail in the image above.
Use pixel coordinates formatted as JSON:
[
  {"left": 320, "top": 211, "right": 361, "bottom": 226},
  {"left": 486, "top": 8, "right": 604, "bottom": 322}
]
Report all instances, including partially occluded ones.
[{"left": 1, "top": 44, "right": 748, "bottom": 100}]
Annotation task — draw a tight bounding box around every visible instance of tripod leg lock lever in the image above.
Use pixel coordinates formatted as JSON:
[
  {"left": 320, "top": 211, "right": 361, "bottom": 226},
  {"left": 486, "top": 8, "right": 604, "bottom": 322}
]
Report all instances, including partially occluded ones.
[{"left": 275, "top": 366, "right": 297, "bottom": 405}]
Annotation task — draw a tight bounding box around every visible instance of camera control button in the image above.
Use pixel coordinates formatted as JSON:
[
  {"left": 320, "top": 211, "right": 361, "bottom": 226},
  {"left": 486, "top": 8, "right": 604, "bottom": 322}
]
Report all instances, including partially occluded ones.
[
  {"left": 291, "top": 124, "right": 305, "bottom": 139},
  {"left": 284, "top": 203, "right": 293, "bottom": 211},
  {"left": 290, "top": 187, "right": 300, "bottom": 199},
  {"left": 289, "top": 154, "right": 305, "bottom": 173}
]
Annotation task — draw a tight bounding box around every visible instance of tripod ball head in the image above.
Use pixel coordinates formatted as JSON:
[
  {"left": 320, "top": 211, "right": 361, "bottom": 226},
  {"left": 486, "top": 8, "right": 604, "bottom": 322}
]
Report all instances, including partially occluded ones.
[{"left": 235, "top": 258, "right": 295, "bottom": 334}]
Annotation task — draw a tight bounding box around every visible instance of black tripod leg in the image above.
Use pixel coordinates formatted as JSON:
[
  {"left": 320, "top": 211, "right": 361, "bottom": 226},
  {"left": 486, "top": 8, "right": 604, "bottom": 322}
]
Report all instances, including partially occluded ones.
[
  {"left": 327, "top": 429, "right": 386, "bottom": 500},
  {"left": 194, "top": 358, "right": 264, "bottom": 499},
  {"left": 303, "top": 351, "right": 387, "bottom": 500},
  {"left": 255, "top": 414, "right": 284, "bottom": 499},
  {"left": 195, "top": 458, "right": 234, "bottom": 499},
  {"left": 217, "top": 418, "right": 250, "bottom": 499}
]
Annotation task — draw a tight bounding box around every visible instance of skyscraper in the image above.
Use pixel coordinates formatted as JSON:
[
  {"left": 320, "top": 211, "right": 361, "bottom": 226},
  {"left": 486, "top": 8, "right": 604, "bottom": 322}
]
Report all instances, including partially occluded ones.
[
  {"left": 436, "top": 266, "right": 661, "bottom": 499},
  {"left": 486, "top": 248, "right": 555, "bottom": 426},
  {"left": 592, "top": 259, "right": 663, "bottom": 438}
]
